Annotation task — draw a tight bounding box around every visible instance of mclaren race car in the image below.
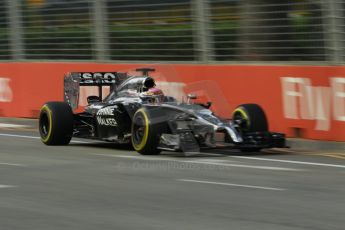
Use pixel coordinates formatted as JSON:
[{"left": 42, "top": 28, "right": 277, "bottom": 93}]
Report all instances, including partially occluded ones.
[{"left": 38, "top": 68, "right": 286, "bottom": 155}]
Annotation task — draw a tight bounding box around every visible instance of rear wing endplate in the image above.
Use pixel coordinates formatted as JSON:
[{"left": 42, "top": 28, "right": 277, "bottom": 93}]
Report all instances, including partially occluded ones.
[{"left": 64, "top": 72, "right": 127, "bottom": 110}]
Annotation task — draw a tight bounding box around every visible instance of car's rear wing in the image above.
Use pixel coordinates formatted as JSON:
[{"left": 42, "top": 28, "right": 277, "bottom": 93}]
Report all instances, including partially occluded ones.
[{"left": 64, "top": 72, "right": 128, "bottom": 110}]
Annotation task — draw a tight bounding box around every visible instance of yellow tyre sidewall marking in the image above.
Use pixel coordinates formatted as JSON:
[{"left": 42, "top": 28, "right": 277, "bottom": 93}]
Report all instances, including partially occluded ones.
[
  {"left": 132, "top": 109, "right": 149, "bottom": 151},
  {"left": 232, "top": 107, "right": 250, "bottom": 128},
  {"left": 40, "top": 105, "right": 53, "bottom": 143}
]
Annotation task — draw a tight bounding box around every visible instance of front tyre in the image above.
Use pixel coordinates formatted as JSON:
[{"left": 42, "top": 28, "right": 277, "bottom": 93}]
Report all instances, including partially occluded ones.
[
  {"left": 232, "top": 104, "right": 268, "bottom": 152},
  {"left": 39, "top": 102, "right": 74, "bottom": 145},
  {"left": 131, "top": 108, "right": 167, "bottom": 155},
  {"left": 232, "top": 104, "right": 268, "bottom": 132}
]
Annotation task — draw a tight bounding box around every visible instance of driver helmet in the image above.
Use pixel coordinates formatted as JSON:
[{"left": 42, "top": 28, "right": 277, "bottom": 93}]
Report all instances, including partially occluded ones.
[{"left": 140, "top": 87, "right": 165, "bottom": 103}]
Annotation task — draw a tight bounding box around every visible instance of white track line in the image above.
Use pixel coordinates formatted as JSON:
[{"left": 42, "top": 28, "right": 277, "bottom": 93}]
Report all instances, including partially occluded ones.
[
  {"left": 0, "top": 133, "right": 88, "bottom": 144},
  {"left": 0, "top": 123, "right": 30, "bottom": 128},
  {"left": 194, "top": 159, "right": 237, "bottom": 163},
  {"left": 0, "top": 185, "right": 17, "bottom": 189},
  {"left": 230, "top": 156, "right": 345, "bottom": 169},
  {"left": 94, "top": 154, "right": 303, "bottom": 171},
  {"left": 0, "top": 162, "right": 26, "bottom": 167},
  {"left": 177, "top": 179, "right": 286, "bottom": 191},
  {"left": 0, "top": 133, "right": 38, "bottom": 139},
  {"left": 180, "top": 161, "right": 302, "bottom": 171}
]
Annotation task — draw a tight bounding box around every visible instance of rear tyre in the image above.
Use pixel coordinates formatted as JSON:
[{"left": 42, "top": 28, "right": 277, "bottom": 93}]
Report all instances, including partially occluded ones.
[
  {"left": 39, "top": 102, "right": 74, "bottom": 145},
  {"left": 232, "top": 104, "right": 268, "bottom": 152},
  {"left": 131, "top": 108, "right": 168, "bottom": 155}
]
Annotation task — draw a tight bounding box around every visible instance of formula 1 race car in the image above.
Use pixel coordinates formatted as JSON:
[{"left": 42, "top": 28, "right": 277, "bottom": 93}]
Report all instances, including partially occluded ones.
[{"left": 38, "top": 68, "right": 286, "bottom": 155}]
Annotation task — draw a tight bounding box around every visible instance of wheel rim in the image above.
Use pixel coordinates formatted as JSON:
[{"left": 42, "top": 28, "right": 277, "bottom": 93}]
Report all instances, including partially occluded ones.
[
  {"left": 233, "top": 111, "right": 249, "bottom": 130},
  {"left": 132, "top": 115, "right": 146, "bottom": 146},
  {"left": 39, "top": 112, "right": 50, "bottom": 139}
]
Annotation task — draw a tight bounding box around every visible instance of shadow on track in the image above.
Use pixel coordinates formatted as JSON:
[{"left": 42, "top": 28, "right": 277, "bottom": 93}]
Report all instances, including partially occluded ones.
[
  {"left": 69, "top": 141, "right": 289, "bottom": 158},
  {"left": 70, "top": 142, "right": 133, "bottom": 151}
]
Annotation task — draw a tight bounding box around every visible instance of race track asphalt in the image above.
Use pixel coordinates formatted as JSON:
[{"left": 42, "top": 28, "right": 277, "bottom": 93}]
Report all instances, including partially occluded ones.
[{"left": 0, "top": 118, "right": 344, "bottom": 230}]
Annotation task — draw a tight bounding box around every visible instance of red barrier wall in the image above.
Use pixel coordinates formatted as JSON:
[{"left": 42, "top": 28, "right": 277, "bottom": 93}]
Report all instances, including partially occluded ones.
[{"left": 0, "top": 62, "right": 344, "bottom": 141}]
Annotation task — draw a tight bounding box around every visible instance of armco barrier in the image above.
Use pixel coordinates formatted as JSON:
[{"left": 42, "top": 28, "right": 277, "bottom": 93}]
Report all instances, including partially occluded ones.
[{"left": 0, "top": 62, "right": 344, "bottom": 141}]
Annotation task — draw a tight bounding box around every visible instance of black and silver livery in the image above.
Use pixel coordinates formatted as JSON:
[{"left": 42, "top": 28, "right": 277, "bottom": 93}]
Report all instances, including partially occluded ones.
[{"left": 39, "top": 68, "right": 286, "bottom": 155}]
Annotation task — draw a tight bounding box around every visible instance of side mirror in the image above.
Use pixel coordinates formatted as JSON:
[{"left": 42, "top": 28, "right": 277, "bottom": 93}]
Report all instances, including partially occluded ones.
[
  {"left": 187, "top": 94, "right": 197, "bottom": 104},
  {"left": 187, "top": 94, "right": 197, "bottom": 100},
  {"left": 204, "top": 101, "right": 212, "bottom": 109},
  {"left": 87, "top": 95, "right": 101, "bottom": 104},
  {"left": 197, "top": 101, "right": 212, "bottom": 109}
]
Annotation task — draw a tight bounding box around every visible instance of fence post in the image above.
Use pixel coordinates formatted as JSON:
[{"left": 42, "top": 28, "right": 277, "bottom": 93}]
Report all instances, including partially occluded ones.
[
  {"left": 92, "top": 0, "right": 110, "bottom": 61},
  {"left": 7, "top": 0, "right": 24, "bottom": 60},
  {"left": 192, "top": 0, "right": 214, "bottom": 62},
  {"left": 322, "top": 0, "right": 344, "bottom": 64}
]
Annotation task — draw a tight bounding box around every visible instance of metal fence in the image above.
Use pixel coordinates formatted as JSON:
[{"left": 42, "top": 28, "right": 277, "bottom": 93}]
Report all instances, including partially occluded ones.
[{"left": 0, "top": 0, "right": 344, "bottom": 63}]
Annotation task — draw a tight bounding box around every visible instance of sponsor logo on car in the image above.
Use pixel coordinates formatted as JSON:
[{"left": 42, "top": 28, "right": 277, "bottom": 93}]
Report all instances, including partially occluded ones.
[
  {"left": 80, "top": 72, "right": 117, "bottom": 84},
  {"left": 96, "top": 117, "right": 118, "bottom": 127},
  {"left": 96, "top": 106, "right": 118, "bottom": 126},
  {"left": 96, "top": 107, "right": 116, "bottom": 116}
]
